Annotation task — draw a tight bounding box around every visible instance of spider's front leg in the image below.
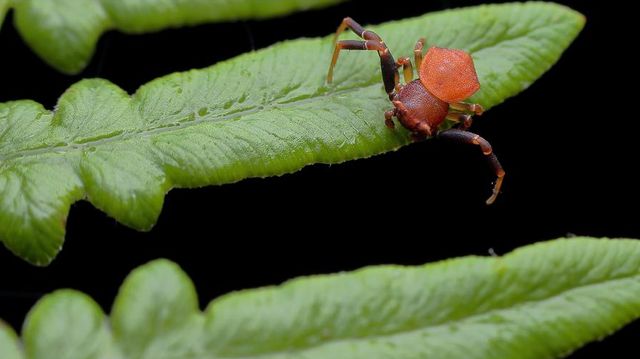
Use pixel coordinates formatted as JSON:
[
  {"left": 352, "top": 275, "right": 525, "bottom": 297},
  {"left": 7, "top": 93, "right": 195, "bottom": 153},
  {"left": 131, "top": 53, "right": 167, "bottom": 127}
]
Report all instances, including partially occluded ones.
[
  {"left": 326, "top": 17, "right": 399, "bottom": 97},
  {"left": 437, "top": 129, "right": 505, "bottom": 205}
]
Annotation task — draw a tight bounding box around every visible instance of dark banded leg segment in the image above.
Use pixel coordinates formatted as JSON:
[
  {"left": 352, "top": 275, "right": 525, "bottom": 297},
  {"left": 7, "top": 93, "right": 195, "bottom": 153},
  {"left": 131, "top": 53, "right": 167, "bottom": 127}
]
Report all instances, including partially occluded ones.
[
  {"left": 327, "top": 17, "right": 398, "bottom": 96},
  {"left": 332, "top": 17, "right": 383, "bottom": 43},
  {"left": 437, "top": 129, "right": 505, "bottom": 205}
]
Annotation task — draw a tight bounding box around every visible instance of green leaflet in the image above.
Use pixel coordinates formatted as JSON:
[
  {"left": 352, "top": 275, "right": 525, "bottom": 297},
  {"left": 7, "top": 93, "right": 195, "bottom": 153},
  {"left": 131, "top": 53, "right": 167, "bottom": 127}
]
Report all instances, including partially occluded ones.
[
  {"left": 22, "top": 291, "right": 115, "bottom": 359},
  {"left": 2, "top": 237, "right": 640, "bottom": 359},
  {"left": 2, "top": 0, "right": 346, "bottom": 74},
  {"left": 0, "top": 321, "right": 22, "bottom": 359},
  {"left": 0, "top": 0, "right": 8, "bottom": 29},
  {"left": 0, "top": 3, "right": 585, "bottom": 265}
]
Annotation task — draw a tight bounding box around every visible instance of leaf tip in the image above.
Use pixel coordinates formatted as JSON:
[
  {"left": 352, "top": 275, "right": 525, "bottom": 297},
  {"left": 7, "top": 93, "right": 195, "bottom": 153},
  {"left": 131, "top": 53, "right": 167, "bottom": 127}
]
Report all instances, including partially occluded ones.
[
  {"left": 1, "top": 237, "right": 62, "bottom": 267},
  {"left": 548, "top": 2, "right": 587, "bottom": 29},
  {"left": 138, "top": 258, "right": 183, "bottom": 272},
  {"left": 23, "top": 289, "right": 100, "bottom": 331},
  {"left": 116, "top": 258, "right": 195, "bottom": 300}
]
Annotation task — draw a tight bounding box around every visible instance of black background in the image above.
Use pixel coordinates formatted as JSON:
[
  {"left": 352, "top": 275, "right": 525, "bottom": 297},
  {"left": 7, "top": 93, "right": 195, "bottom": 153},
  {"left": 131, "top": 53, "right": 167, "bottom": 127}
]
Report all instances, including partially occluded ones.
[{"left": 0, "top": 1, "right": 637, "bottom": 357}]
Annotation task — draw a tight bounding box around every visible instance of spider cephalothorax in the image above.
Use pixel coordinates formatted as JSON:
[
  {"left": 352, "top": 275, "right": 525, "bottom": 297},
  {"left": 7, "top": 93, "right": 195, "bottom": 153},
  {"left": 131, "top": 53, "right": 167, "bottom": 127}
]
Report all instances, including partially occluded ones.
[{"left": 326, "top": 17, "right": 505, "bottom": 204}]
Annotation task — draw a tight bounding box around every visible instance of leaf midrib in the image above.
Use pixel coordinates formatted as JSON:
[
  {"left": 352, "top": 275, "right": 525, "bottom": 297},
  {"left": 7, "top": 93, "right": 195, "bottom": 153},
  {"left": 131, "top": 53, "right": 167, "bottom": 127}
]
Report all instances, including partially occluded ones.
[
  {"left": 0, "top": 17, "right": 568, "bottom": 164},
  {"left": 218, "top": 269, "right": 640, "bottom": 359}
]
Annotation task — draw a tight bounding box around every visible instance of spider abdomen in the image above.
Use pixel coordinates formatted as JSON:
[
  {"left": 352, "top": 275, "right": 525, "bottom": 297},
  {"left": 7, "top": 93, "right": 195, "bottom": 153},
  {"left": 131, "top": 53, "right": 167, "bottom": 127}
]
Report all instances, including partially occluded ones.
[{"left": 419, "top": 47, "right": 480, "bottom": 103}]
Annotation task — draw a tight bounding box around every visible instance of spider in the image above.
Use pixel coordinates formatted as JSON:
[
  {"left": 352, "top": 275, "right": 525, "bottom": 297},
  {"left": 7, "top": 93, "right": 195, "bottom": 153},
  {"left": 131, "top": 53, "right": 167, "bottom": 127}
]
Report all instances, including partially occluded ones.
[{"left": 326, "top": 17, "right": 505, "bottom": 205}]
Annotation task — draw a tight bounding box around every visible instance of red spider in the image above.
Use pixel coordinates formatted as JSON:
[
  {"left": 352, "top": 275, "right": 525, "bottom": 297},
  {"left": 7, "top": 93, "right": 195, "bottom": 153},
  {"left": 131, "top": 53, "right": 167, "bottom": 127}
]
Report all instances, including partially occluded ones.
[{"left": 327, "top": 17, "right": 504, "bottom": 204}]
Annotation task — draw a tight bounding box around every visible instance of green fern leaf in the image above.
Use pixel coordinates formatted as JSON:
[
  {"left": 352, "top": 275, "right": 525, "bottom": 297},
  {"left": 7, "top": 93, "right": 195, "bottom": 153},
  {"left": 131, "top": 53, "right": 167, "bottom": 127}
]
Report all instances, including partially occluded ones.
[
  {"left": 1, "top": 238, "right": 639, "bottom": 358},
  {"left": 2, "top": 0, "right": 346, "bottom": 74},
  {"left": 0, "top": 3, "right": 585, "bottom": 265}
]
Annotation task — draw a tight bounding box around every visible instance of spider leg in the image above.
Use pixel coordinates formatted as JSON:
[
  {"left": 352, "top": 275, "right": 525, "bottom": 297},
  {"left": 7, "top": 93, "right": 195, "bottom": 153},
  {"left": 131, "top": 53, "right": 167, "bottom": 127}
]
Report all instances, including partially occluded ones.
[
  {"left": 414, "top": 38, "right": 426, "bottom": 70},
  {"left": 384, "top": 109, "right": 396, "bottom": 129},
  {"left": 332, "top": 17, "right": 383, "bottom": 43},
  {"left": 437, "top": 129, "right": 505, "bottom": 205},
  {"left": 446, "top": 111, "right": 473, "bottom": 130},
  {"left": 327, "top": 17, "right": 398, "bottom": 96},
  {"left": 396, "top": 57, "right": 413, "bottom": 85},
  {"left": 450, "top": 101, "right": 484, "bottom": 115}
]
